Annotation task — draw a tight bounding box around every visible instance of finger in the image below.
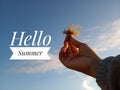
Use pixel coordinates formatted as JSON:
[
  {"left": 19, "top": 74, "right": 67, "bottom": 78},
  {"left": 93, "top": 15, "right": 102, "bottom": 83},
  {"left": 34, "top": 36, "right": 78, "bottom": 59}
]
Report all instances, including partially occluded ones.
[
  {"left": 64, "top": 35, "right": 70, "bottom": 45},
  {"left": 66, "top": 46, "right": 72, "bottom": 54},
  {"left": 64, "top": 42, "right": 69, "bottom": 50},
  {"left": 59, "top": 47, "right": 68, "bottom": 62},
  {"left": 59, "top": 47, "right": 76, "bottom": 66},
  {"left": 69, "top": 35, "right": 84, "bottom": 48},
  {"left": 60, "top": 47, "right": 66, "bottom": 54},
  {"left": 69, "top": 42, "right": 79, "bottom": 53}
]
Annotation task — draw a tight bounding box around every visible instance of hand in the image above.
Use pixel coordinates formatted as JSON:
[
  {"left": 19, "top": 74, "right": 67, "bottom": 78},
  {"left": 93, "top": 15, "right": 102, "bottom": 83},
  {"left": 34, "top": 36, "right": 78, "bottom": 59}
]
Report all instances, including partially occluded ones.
[{"left": 59, "top": 35, "right": 101, "bottom": 77}]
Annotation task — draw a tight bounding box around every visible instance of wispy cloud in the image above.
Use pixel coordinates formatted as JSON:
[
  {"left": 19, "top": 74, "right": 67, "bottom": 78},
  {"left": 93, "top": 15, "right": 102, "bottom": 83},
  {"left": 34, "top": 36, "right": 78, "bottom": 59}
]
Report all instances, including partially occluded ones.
[
  {"left": 86, "top": 19, "right": 120, "bottom": 53},
  {"left": 68, "top": 72, "right": 100, "bottom": 90},
  {"left": 83, "top": 77, "right": 97, "bottom": 90},
  {"left": 2, "top": 19, "right": 120, "bottom": 75},
  {"left": 3, "top": 53, "right": 65, "bottom": 73}
]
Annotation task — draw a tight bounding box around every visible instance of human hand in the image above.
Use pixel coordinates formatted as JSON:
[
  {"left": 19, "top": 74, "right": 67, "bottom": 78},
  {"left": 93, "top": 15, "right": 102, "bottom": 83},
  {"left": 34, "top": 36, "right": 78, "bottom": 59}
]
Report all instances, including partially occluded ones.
[{"left": 59, "top": 35, "right": 101, "bottom": 77}]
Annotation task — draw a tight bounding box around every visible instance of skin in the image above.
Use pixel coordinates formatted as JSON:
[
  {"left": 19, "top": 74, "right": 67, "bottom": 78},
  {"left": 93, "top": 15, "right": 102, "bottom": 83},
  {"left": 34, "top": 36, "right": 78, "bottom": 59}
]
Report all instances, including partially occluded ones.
[{"left": 59, "top": 35, "right": 101, "bottom": 78}]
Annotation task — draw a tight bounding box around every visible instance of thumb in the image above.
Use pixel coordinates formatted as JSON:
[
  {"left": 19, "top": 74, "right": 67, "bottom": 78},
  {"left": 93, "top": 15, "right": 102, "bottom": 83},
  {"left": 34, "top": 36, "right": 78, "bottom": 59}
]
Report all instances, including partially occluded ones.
[{"left": 69, "top": 35, "right": 84, "bottom": 48}]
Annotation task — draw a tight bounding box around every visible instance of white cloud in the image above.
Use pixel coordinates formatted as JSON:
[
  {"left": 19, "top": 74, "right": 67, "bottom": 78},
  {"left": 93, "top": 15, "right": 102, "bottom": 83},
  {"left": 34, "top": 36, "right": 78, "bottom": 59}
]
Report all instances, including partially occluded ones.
[
  {"left": 66, "top": 19, "right": 120, "bottom": 90},
  {"left": 5, "top": 53, "right": 65, "bottom": 73},
  {"left": 83, "top": 77, "right": 96, "bottom": 90},
  {"left": 87, "top": 19, "right": 120, "bottom": 53},
  {"left": 68, "top": 72, "right": 100, "bottom": 90}
]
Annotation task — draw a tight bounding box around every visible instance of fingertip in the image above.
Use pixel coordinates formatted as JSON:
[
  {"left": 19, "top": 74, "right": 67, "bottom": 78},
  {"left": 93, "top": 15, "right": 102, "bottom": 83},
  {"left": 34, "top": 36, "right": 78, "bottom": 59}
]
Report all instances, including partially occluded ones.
[{"left": 64, "top": 35, "right": 70, "bottom": 44}]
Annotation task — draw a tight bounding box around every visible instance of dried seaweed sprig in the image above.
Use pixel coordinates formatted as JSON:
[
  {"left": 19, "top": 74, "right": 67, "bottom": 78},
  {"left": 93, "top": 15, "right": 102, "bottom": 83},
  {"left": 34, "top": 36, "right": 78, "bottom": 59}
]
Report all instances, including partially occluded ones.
[{"left": 63, "top": 24, "right": 82, "bottom": 36}]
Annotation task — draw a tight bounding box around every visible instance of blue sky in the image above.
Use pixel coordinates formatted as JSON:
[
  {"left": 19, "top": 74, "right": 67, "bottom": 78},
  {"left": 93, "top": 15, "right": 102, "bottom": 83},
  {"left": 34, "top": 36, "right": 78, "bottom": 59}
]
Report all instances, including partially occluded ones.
[{"left": 0, "top": 0, "right": 120, "bottom": 90}]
